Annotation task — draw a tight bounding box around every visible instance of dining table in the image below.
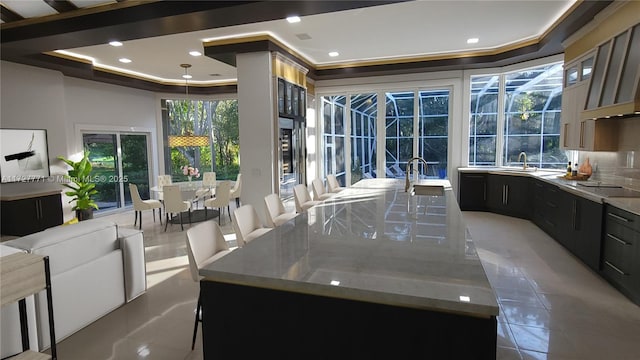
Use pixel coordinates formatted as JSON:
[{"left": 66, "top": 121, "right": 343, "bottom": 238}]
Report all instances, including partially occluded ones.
[
  {"left": 150, "top": 180, "right": 219, "bottom": 224},
  {"left": 150, "top": 180, "right": 203, "bottom": 201}
]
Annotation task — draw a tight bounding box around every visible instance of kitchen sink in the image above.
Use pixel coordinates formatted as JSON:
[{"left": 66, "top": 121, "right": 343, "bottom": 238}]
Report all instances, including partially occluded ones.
[
  {"left": 412, "top": 184, "right": 445, "bottom": 196},
  {"left": 496, "top": 166, "right": 538, "bottom": 173}
]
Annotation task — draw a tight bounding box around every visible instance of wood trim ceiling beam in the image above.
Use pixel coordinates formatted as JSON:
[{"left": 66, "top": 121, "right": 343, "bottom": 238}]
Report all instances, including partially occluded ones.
[
  {"left": 43, "top": 0, "right": 79, "bottom": 14},
  {"left": 1, "top": 4, "right": 25, "bottom": 23},
  {"left": 0, "top": 0, "right": 613, "bottom": 92}
]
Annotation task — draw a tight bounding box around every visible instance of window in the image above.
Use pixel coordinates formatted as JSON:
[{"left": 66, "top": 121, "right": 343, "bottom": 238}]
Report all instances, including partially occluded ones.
[
  {"left": 350, "top": 93, "right": 377, "bottom": 184},
  {"left": 162, "top": 99, "right": 239, "bottom": 181},
  {"left": 469, "top": 75, "right": 499, "bottom": 166},
  {"left": 321, "top": 88, "right": 450, "bottom": 183},
  {"left": 469, "top": 62, "right": 567, "bottom": 169}
]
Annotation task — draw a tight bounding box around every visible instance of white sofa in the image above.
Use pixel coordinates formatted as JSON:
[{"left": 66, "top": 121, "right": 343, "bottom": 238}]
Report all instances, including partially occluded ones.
[{"left": 3, "top": 219, "right": 146, "bottom": 350}]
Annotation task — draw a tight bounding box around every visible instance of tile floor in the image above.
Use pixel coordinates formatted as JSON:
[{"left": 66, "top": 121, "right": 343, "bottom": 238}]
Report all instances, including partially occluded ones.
[{"left": 42, "top": 207, "right": 640, "bottom": 359}]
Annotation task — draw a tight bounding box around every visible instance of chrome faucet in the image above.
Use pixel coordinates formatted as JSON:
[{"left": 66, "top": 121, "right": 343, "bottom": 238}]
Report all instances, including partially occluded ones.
[
  {"left": 405, "top": 157, "right": 429, "bottom": 192},
  {"left": 518, "top": 152, "right": 527, "bottom": 170}
]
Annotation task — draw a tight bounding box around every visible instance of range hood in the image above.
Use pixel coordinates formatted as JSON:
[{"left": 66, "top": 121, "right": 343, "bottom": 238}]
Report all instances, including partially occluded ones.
[{"left": 581, "top": 23, "right": 640, "bottom": 120}]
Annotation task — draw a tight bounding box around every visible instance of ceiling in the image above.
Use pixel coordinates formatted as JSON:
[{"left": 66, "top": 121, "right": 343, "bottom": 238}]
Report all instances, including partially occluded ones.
[{"left": 0, "top": 0, "right": 613, "bottom": 93}]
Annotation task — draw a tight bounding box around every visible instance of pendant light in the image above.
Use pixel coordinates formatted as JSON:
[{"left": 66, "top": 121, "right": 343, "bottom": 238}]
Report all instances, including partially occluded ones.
[{"left": 168, "top": 64, "right": 209, "bottom": 147}]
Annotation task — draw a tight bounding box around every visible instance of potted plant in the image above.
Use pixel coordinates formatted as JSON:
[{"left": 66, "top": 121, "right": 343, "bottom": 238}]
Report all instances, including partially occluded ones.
[{"left": 58, "top": 150, "right": 99, "bottom": 221}]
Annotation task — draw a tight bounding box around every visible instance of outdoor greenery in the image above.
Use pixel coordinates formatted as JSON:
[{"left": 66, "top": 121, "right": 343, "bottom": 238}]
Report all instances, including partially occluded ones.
[{"left": 165, "top": 99, "right": 239, "bottom": 181}]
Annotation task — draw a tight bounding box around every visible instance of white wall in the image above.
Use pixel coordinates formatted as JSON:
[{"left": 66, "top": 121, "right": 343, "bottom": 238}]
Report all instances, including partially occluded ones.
[
  {"left": 1, "top": 61, "right": 158, "bottom": 220},
  {"left": 1, "top": 61, "right": 68, "bottom": 163}
]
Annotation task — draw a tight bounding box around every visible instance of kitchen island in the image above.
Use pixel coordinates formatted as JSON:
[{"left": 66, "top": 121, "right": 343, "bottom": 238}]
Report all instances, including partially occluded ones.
[{"left": 199, "top": 179, "right": 498, "bottom": 358}]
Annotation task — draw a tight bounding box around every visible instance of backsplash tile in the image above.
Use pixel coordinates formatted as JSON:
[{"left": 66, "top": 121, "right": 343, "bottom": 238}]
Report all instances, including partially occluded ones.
[{"left": 575, "top": 117, "right": 640, "bottom": 191}]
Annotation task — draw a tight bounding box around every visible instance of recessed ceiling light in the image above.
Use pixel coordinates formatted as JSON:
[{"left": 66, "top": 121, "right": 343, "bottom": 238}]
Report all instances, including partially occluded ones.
[
  {"left": 182, "top": 74, "right": 192, "bottom": 79},
  {"left": 467, "top": 38, "right": 479, "bottom": 44},
  {"left": 328, "top": 51, "right": 339, "bottom": 57},
  {"left": 118, "top": 58, "right": 132, "bottom": 63},
  {"left": 286, "top": 16, "right": 301, "bottom": 23},
  {"left": 189, "top": 51, "right": 202, "bottom": 57},
  {"left": 109, "top": 41, "right": 123, "bottom": 47}
]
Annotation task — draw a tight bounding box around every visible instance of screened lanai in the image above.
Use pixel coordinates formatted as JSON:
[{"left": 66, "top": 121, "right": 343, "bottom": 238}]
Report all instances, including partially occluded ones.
[
  {"left": 469, "top": 61, "right": 567, "bottom": 169},
  {"left": 322, "top": 89, "right": 450, "bottom": 187}
]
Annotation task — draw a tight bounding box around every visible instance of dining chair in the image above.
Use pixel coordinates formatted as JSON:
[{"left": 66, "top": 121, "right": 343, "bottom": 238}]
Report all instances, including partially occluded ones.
[
  {"left": 311, "top": 178, "right": 333, "bottom": 201},
  {"left": 232, "top": 204, "right": 271, "bottom": 247},
  {"left": 293, "top": 184, "right": 322, "bottom": 213},
  {"left": 264, "top": 193, "right": 297, "bottom": 227},
  {"left": 129, "top": 183, "right": 163, "bottom": 230},
  {"left": 195, "top": 172, "right": 216, "bottom": 201},
  {"left": 203, "top": 180, "right": 232, "bottom": 225},
  {"left": 229, "top": 173, "right": 242, "bottom": 207},
  {"left": 326, "top": 174, "right": 346, "bottom": 193},
  {"left": 186, "top": 221, "right": 232, "bottom": 350},
  {"left": 157, "top": 175, "right": 173, "bottom": 202},
  {"left": 163, "top": 185, "right": 191, "bottom": 231}
]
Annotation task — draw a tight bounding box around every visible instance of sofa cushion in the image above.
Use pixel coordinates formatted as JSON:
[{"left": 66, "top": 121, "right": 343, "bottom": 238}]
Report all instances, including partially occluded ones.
[
  {"left": 4, "top": 219, "right": 119, "bottom": 275},
  {"left": 36, "top": 250, "right": 125, "bottom": 349}
]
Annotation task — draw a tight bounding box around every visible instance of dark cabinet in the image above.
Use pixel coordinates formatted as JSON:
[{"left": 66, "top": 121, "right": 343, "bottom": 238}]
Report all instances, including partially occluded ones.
[
  {"left": 486, "top": 175, "right": 530, "bottom": 218},
  {"left": 531, "top": 179, "right": 565, "bottom": 239},
  {"left": 559, "top": 192, "right": 603, "bottom": 271},
  {"left": 458, "top": 173, "right": 487, "bottom": 210},
  {"left": 601, "top": 205, "right": 640, "bottom": 303},
  {"left": 277, "top": 78, "right": 306, "bottom": 118},
  {"left": 1, "top": 193, "right": 63, "bottom": 236}
]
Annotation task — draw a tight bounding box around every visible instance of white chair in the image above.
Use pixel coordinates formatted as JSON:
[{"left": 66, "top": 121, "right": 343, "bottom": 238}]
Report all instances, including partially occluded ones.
[
  {"left": 163, "top": 185, "right": 191, "bottom": 231},
  {"left": 186, "top": 221, "right": 231, "bottom": 350},
  {"left": 230, "top": 173, "right": 242, "bottom": 207},
  {"left": 195, "top": 171, "right": 216, "bottom": 201},
  {"left": 264, "top": 193, "right": 297, "bottom": 227},
  {"left": 293, "top": 184, "right": 322, "bottom": 213},
  {"left": 203, "top": 180, "right": 232, "bottom": 225},
  {"left": 129, "top": 183, "right": 163, "bottom": 230},
  {"left": 326, "top": 174, "right": 346, "bottom": 193},
  {"left": 157, "top": 175, "right": 173, "bottom": 201},
  {"left": 311, "top": 178, "right": 333, "bottom": 201},
  {"left": 232, "top": 204, "right": 271, "bottom": 248}
]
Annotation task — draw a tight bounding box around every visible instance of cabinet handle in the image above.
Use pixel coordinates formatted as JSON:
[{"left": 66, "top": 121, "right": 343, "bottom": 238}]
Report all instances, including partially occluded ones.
[
  {"left": 39, "top": 200, "right": 43, "bottom": 219},
  {"left": 572, "top": 200, "right": 577, "bottom": 230},
  {"left": 546, "top": 201, "right": 557, "bottom": 209},
  {"left": 483, "top": 183, "right": 486, "bottom": 201},
  {"left": 579, "top": 121, "right": 585, "bottom": 148},
  {"left": 604, "top": 261, "right": 627, "bottom": 275},
  {"left": 608, "top": 212, "right": 631, "bottom": 223},
  {"left": 505, "top": 185, "right": 509, "bottom": 205},
  {"left": 607, "top": 233, "right": 630, "bottom": 246},
  {"left": 466, "top": 175, "right": 484, "bottom": 179},
  {"left": 35, "top": 200, "right": 40, "bottom": 219}
]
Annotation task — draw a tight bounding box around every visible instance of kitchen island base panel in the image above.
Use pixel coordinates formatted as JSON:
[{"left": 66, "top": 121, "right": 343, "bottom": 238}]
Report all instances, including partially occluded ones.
[{"left": 201, "top": 280, "right": 497, "bottom": 359}]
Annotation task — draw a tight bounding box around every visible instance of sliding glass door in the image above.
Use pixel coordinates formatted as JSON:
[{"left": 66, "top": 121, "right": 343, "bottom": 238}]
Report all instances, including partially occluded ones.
[{"left": 82, "top": 132, "right": 151, "bottom": 213}]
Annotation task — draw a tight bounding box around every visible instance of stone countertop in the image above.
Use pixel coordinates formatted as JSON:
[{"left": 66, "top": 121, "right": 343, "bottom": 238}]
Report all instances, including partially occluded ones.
[
  {"left": 0, "top": 181, "right": 63, "bottom": 201},
  {"left": 200, "top": 179, "right": 499, "bottom": 318},
  {"left": 457, "top": 167, "right": 640, "bottom": 215}
]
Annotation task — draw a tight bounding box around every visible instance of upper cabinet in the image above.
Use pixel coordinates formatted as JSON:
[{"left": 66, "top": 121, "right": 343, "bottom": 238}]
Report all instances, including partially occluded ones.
[
  {"left": 561, "top": 52, "right": 618, "bottom": 151},
  {"left": 277, "top": 78, "right": 306, "bottom": 118},
  {"left": 582, "top": 23, "right": 640, "bottom": 120}
]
